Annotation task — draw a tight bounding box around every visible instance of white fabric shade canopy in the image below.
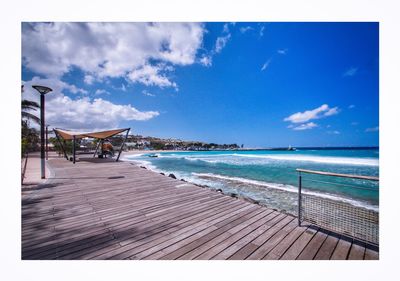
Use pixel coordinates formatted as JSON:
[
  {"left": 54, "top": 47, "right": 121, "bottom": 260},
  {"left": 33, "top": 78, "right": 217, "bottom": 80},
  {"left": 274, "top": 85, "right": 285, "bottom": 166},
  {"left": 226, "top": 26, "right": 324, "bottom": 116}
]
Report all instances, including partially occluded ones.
[{"left": 54, "top": 128, "right": 129, "bottom": 140}]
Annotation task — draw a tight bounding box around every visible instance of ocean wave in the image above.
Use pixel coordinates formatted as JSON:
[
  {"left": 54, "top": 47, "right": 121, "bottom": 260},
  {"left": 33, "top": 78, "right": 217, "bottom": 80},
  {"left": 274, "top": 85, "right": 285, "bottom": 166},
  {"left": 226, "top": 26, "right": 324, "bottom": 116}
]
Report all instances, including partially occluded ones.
[
  {"left": 232, "top": 154, "right": 379, "bottom": 166},
  {"left": 150, "top": 152, "right": 379, "bottom": 167},
  {"left": 192, "top": 172, "right": 379, "bottom": 211}
]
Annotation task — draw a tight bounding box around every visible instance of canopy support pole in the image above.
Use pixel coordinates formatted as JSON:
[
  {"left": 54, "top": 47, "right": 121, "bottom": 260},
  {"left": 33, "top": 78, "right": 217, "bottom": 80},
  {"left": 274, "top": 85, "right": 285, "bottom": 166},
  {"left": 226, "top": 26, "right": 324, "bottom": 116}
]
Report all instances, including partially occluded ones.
[
  {"left": 54, "top": 130, "right": 68, "bottom": 160},
  {"left": 73, "top": 136, "right": 76, "bottom": 164},
  {"left": 116, "top": 128, "right": 130, "bottom": 162},
  {"left": 93, "top": 140, "right": 101, "bottom": 158}
]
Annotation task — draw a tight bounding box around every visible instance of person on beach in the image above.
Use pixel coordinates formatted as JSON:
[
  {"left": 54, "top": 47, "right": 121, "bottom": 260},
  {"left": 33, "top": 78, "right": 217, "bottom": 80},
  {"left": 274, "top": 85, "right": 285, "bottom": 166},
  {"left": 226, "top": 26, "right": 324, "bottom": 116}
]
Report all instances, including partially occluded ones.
[{"left": 101, "top": 139, "right": 114, "bottom": 158}]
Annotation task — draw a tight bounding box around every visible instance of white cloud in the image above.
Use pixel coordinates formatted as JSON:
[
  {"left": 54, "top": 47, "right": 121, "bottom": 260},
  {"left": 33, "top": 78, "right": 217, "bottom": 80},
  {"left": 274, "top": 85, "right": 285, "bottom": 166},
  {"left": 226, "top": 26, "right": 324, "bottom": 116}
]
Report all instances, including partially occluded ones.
[
  {"left": 351, "top": 122, "right": 359, "bottom": 126},
  {"left": 240, "top": 26, "right": 253, "bottom": 33},
  {"left": 259, "top": 25, "right": 265, "bottom": 37},
  {"left": 199, "top": 55, "right": 212, "bottom": 67},
  {"left": 292, "top": 122, "right": 317, "bottom": 131},
  {"left": 22, "top": 77, "right": 159, "bottom": 130},
  {"left": 261, "top": 59, "right": 272, "bottom": 71},
  {"left": 324, "top": 107, "right": 339, "bottom": 116},
  {"left": 84, "top": 75, "right": 95, "bottom": 85},
  {"left": 24, "top": 76, "right": 88, "bottom": 99},
  {"left": 343, "top": 67, "right": 358, "bottom": 77},
  {"left": 128, "top": 64, "right": 177, "bottom": 89},
  {"left": 215, "top": 33, "right": 231, "bottom": 53},
  {"left": 348, "top": 104, "right": 355, "bottom": 109},
  {"left": 22, "top": 22, "right": 205, "bottom": 88},
  {"left": 142, "top": 90, "right": 155, "bottom": 97},
  {"left": 222, "top": 22, "right": 235, "bottom": 33},
  {"left": 94, "top": 89, "right": 110, "bottom": 96},
  {"left": 327, "top": 130, "right": 340, "bottom": 135},
  {"left": 277, "top": 49, "right": 288, "bottom": 55},
  {"left": 46, "top": 96, "right": 159, "bottom": 129},
  {"left": 284, "top": 104, "right": 339, "bottom": 124},
  {"left": 365, "top": 126, "right": 379, "bottom": 132}
]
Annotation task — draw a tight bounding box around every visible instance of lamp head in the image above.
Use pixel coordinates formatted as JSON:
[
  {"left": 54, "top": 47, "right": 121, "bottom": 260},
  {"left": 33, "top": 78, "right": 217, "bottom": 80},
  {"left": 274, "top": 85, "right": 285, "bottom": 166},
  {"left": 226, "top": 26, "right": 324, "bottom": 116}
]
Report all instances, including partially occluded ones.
[{"left": 32, "top": 85, "right": 53, "bottom": 95}]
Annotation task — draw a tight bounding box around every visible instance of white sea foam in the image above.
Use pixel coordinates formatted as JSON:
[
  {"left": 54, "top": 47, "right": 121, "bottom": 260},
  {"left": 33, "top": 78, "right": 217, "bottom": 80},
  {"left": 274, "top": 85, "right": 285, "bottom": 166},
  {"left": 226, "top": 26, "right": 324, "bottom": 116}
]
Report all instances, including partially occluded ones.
[
  {"left": 192, "top": 172, "right": 379, "bottom": 211},
  {"left": 232, "top": 154, "right": 379, "bottom": 166},
  {"left": 150, "top": 152, "right": 379, "bottom": 167}
]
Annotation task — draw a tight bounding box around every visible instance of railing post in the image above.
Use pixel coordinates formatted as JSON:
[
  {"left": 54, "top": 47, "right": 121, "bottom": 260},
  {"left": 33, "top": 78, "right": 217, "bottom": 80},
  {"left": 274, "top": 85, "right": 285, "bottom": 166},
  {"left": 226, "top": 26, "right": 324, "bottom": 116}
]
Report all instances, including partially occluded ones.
[
  {"left": 298, "top": 171, "right": 302, "bottom": 226},
  {"left": 73, "top": 136, "right": 76, "bottom": 164}
]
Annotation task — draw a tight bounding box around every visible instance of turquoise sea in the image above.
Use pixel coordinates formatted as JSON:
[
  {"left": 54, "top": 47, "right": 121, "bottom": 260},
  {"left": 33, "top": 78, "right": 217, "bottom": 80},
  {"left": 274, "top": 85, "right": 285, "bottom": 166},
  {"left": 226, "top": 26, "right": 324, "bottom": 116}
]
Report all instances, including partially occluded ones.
[{"left": 123, "top": 148, "right": 379, "bottom": 214}]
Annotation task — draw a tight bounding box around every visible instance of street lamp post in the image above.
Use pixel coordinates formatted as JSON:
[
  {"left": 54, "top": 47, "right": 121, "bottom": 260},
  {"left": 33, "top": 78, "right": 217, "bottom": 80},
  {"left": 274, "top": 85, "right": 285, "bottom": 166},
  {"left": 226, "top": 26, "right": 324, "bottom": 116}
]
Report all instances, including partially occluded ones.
[
  {"left": 32, "top": 85, "right": 52, "bottom": 179},
  {"left": 46, "top": 125, "right": 50, "bottom": 160}
]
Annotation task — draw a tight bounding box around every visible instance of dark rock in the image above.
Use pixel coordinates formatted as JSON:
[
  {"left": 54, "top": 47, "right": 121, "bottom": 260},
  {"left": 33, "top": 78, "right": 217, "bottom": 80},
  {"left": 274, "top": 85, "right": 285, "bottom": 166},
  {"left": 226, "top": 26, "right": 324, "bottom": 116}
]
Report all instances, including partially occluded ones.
[
  {"left": 160, "top": 172, "right": 165, "bottom": 176},
  {"left": 216, "top": 189, "right": 223, "bottom": 193},
  {"left": 242, "top": 197, "right": 260, "bottom": 205},
  {"left": 180, "top": 179, "right": 186, "bottom": 182},
  {"left": 168, "top": 173, "right": 177, "bottom": 179}
]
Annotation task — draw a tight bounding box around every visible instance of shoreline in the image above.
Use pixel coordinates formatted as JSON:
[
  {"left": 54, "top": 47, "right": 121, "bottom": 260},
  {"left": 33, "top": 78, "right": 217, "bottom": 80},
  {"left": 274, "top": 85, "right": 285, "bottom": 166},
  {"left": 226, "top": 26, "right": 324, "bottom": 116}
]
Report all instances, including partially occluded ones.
[{"left": 121, "top": 152, "right": 379, "bottom": 213}]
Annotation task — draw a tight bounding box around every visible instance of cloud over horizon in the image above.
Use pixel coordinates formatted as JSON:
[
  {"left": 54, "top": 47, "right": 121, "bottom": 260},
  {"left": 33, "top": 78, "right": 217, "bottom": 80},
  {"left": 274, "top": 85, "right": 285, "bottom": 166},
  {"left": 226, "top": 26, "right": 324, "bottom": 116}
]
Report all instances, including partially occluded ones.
[
  {"left": 21, "top": 22, "right": 210, "bottom": 130},
  {"left": 22, "top": 77, "right": 159, "bottom": 130},
  {"left": 22, "top": 22, "right": 206, "bottom": 89},
  {"left": 284, "top": 104, "right": 339, "bottom": 124}
]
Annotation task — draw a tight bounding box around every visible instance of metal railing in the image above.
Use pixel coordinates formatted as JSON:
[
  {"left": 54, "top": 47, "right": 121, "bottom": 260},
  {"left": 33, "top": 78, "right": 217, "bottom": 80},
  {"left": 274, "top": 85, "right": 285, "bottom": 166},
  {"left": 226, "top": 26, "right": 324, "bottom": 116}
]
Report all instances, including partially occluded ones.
[{"left": 297, "top": 168, "right": 379, "bottom": 245}]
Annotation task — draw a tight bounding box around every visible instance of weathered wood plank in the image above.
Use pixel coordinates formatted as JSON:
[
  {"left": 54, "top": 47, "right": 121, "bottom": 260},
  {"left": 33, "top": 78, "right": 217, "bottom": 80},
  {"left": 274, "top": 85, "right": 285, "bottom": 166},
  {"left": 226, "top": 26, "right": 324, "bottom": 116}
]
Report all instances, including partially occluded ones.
[
  {"left": 296, "top": 230, "right": 328, "bottom": 260},
  {"left": 313, "top": 231, "right": 339, "bottom": 260},
  {"left": 22, "top": 157, "right": 379, "bottom": 260},
  {"left": 330, "top": 236, "right": 352, "bottom": 260},
  {"left": 348, "top": 242, "right": 366, "bottom": 260}
]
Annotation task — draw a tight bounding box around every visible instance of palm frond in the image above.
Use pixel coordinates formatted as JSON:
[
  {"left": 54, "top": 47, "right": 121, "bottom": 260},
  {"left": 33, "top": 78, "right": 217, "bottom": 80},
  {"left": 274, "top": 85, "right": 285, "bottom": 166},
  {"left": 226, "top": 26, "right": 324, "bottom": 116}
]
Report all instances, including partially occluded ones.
[
  {"left": 22, "top": 111, "right": 40, "bottom": 124},
  {"left": 22, "top": 100, "right": 39, "bottom": 111}
]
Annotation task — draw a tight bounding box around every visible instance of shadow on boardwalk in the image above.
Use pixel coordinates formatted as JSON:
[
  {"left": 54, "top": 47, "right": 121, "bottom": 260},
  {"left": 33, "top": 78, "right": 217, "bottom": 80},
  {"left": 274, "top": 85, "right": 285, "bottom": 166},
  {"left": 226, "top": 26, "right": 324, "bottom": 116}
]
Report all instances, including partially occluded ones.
[{"left": 21, "top": 158, "right": 379, "bottom": 260}]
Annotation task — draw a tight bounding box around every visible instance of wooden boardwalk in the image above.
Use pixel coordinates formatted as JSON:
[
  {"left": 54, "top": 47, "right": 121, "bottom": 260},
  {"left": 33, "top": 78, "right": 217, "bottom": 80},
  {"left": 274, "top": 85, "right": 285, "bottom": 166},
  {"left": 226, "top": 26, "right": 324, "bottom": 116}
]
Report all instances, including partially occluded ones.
[{"left": 21, "top": 157, "right": 379, "bottom": 260}]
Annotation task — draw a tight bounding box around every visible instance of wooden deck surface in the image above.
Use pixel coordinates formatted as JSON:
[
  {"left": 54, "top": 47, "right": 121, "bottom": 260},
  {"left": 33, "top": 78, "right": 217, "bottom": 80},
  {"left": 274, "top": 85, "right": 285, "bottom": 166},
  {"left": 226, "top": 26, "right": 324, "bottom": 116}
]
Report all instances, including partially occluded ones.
[{"left": 21, "top": 157, "right": 379, "bottom": 260}]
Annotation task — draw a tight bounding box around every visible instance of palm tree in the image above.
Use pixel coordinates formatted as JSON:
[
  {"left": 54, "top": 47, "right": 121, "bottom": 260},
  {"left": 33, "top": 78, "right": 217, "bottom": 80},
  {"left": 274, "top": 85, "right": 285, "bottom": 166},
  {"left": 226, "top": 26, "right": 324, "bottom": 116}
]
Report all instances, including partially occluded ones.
[
  {"left": 21, "top": 85, "right": 40, "bottom": 154},
  {"left": 21, "top": 85, "right": 40, "bottom": 124}
]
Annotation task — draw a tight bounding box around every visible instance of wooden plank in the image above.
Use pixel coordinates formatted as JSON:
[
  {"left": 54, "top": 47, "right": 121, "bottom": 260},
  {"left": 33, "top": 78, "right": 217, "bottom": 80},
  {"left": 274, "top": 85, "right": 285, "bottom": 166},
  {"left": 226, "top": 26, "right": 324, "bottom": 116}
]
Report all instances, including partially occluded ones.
[
  {"left": 313, "top": 231, "right": 339, "bottom": 260},
  {"left": 364, "top": 248, "right": 379, "bottom": 260},
  {"left": 83, "top": 201, "right": 251, "bottom": 260},
  {"left": 22, "top": 157, "right": 379, "bottom": 260},
  {"left": 245, "top": 215, "right": 294, "bottom": 260},
  {"left": 296, "top": 230, "right": 328, "bottom": 260},
  {"left": 190, "top": 210, "right": 276, "bottom": 260},
  {"left": 263, "top": 224, "right": 316, "bottom": 260},
  {"left": 330, "top": 236, "right": 352, "bottom": 260},
  {"left": 125, "top": 205, "right": 263, "bottom": 260},
  {"left": 348, "top": 241, "right": 366, "bottom": 260},
  {"left": 147, "top": 208, "right": 273, "bottom": 260},
  {"left": 23, "top": 195, "right": 229, "bottom": 258},
  {"left": 54, "top": 199, "right": 245, "bottom": 259},
  {"left": 159, "top": 210, "right": 277, "bottom": 260}
]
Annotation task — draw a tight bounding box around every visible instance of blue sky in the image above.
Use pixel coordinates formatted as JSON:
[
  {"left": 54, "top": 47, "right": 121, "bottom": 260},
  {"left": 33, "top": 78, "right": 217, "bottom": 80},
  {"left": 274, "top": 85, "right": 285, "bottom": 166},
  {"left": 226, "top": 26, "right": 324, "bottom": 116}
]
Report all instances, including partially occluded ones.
[{"left": 22, "top": 22, "right": 379, "bottom": 147}]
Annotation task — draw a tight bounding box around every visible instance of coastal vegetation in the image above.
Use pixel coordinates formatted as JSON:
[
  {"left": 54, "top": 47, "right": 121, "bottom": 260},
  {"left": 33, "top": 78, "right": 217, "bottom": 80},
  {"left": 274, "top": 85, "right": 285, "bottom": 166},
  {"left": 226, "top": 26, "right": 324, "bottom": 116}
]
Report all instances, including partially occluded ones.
[{"left": 21, "top": 86, "right": 40, "bottom": 155}]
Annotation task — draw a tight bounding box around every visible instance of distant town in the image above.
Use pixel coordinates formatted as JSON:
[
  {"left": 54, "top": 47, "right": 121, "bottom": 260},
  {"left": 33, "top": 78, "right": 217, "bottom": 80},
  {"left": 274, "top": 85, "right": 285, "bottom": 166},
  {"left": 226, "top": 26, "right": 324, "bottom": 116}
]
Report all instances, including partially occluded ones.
[{"left": 122, "top": 135, "right": 242, "bottom": 151}]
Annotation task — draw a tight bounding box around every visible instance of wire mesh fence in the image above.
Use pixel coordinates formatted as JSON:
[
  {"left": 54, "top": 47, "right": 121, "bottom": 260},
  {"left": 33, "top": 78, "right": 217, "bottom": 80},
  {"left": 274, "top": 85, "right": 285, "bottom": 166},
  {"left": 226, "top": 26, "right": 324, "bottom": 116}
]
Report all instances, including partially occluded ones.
[{"left": 297, "top": 169, "right": 379, "bottom": 245}]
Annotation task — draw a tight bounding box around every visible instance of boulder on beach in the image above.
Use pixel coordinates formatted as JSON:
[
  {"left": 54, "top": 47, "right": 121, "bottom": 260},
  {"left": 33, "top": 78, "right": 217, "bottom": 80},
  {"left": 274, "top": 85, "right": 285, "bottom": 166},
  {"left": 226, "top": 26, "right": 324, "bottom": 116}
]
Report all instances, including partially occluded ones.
[{"left": 168, "top": 173, "right": 177, "bottom": 179}]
